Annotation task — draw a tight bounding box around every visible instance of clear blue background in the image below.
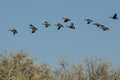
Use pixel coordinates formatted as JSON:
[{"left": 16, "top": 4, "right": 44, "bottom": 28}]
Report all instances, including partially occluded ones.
[{"left": 0, "top": 0, "right": 120, "bottom": 67}]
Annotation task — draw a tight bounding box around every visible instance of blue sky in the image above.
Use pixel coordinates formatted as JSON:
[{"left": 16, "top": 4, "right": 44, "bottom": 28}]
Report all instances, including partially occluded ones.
[{"left": 0, "top": 0, "right": 120, "bottom": 67}]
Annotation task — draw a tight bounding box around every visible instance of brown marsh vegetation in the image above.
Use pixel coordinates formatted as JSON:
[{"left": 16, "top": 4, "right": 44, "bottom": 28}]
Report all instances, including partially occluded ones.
[{"left": 0, "top": 51, "right": 120, "bottom": 80}]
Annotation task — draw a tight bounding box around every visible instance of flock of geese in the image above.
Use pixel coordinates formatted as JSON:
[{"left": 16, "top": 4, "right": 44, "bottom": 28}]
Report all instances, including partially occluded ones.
[{"left": 9, "top": 13, "right": 118, "bottom": 35}]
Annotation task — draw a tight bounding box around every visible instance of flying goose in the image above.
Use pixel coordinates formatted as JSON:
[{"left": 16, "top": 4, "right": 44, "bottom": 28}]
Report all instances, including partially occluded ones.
[
  {"left": 9, "top": 28, "right": 18, "bottom": 35},
  {"left": 67, "top": 23, "right": 75, "bottom": 29},
  {"left": 29, "top": 24, "right": 38, "bottom": 33},
  {"left": 62, "top": 17, "right": 71, "bottom": 22},
  {"left": 85, "top": 19, "right": 93, "bottom": 24},
  {"left": 92, "top": 23, "right": 101, "bottom": 27},
  {"left": 100, "top": 25, "right": 109, "bottom": 31},
  {"left": 109, "top": 13, "right": 118, "bottom": 20},
  {"left": 43, "top": 21, "right": 51, "bottom": 28},
  {"left": 55, "top": 23, "right": 64, "bottom": 30}
]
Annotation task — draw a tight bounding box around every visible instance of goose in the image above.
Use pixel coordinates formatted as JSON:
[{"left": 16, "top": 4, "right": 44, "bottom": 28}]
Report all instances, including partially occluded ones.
[
  {"left": 92, "top": 23, "right": 101, "bottom": 27},
  {"left": 62, "top": 17, "right": 71, "bottom": 22},
  {"left": 55, "top": 23, "right": 64, "bottom": 30},
  {"left": 43, "top": 21, "right": 51, "bottom": 28},
  {"left": 85, "top": 19, "right": 93, "bottom": 24},
  {"left": 109, "top": 13, "right": 118, "bottom": 20},
  {"left": 67, "top": 23, "right": 75, "bottom": 29},
  {"left": 29, "top": 24, "right": 38, "bottom": 33},
  {"left": 9, "top": 28, "right": 18, "bottom": 35},
  {"left": 100, "top": 25, "right": 109, "bottom": 31}
]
